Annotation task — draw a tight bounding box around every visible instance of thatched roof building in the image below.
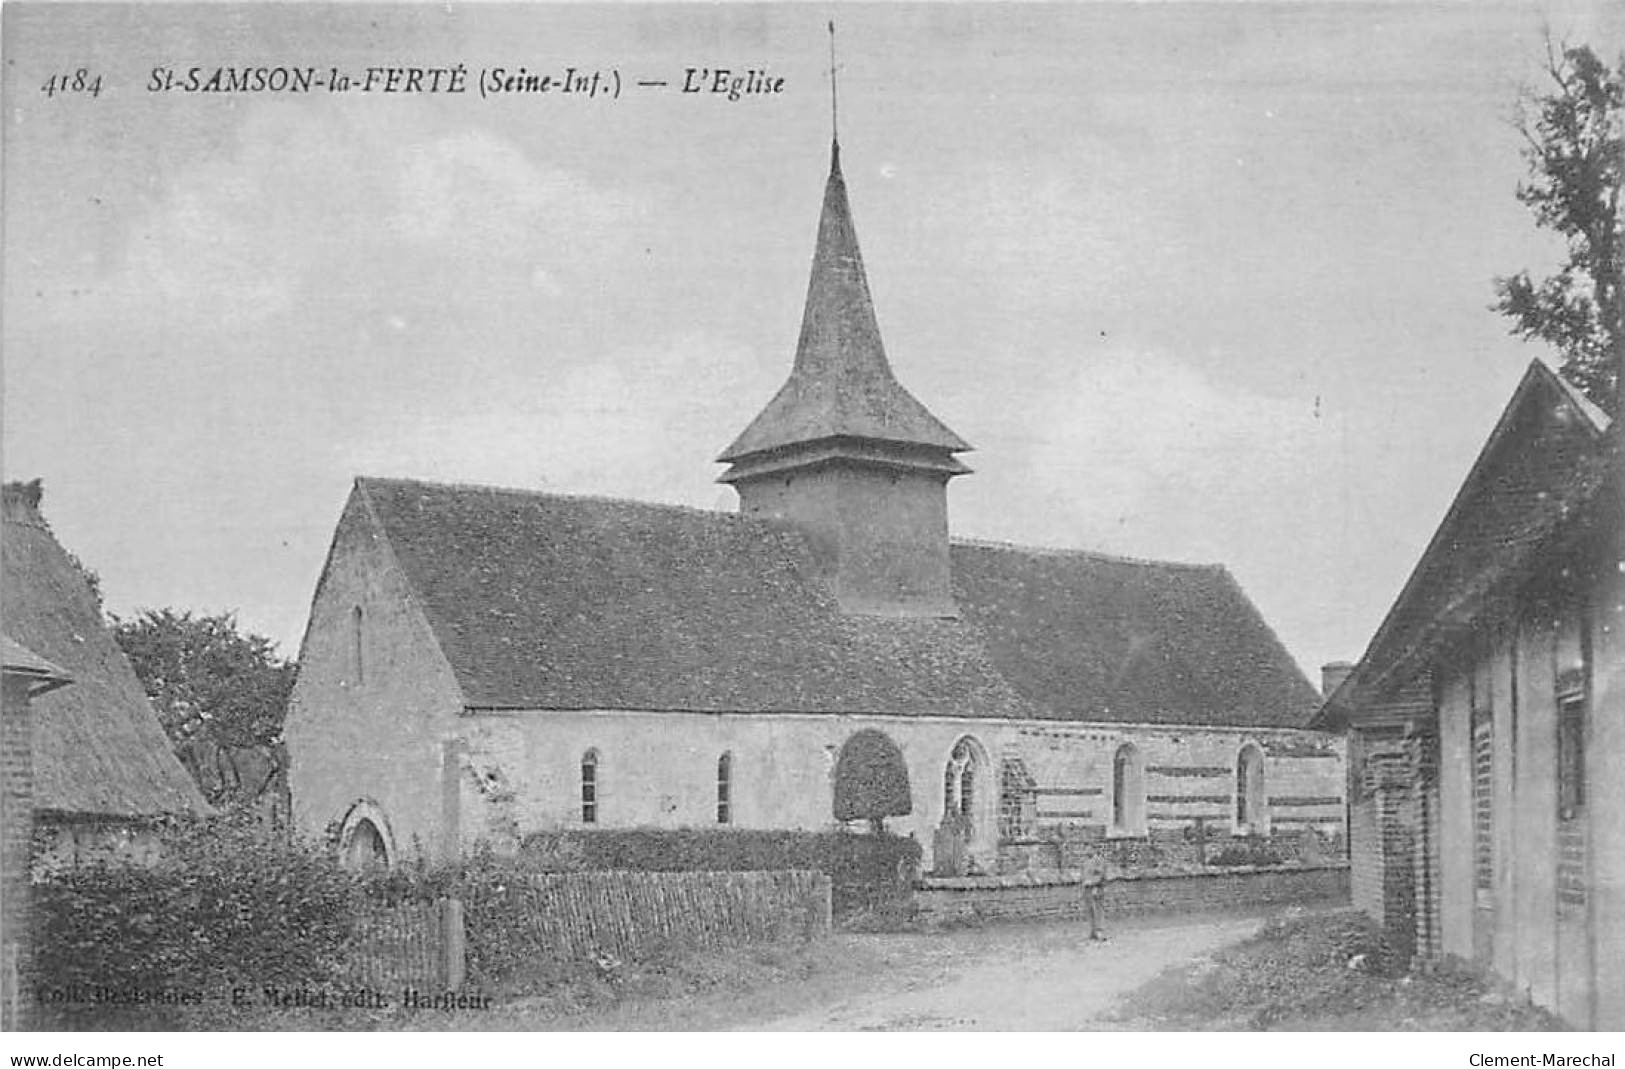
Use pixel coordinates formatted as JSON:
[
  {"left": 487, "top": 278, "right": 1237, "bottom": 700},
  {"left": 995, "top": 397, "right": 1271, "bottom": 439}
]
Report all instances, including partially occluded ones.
[{"left": 2, "top": 481, "right": 209, "bottom": 822}]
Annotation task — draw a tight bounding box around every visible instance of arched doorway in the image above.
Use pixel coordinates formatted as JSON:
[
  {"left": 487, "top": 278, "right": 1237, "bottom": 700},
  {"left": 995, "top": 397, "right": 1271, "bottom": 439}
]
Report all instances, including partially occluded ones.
[
  {"left": 345, "top": 818, "right": 387, "bottom": 870},
  {"left": 338, "top": 800, "right": 396, "bottom": 871}
]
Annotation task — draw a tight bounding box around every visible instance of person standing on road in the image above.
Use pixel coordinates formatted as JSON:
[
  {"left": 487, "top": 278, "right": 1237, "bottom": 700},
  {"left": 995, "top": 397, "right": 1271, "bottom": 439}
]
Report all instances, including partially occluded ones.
[{"left": 1081, "top": 853, "right": 1109, "bottom": 941}]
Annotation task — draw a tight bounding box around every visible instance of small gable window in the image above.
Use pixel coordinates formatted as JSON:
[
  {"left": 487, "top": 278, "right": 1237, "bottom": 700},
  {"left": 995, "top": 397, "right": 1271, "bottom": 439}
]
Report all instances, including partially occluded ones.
[
  {"left": 581, "top": 749, "right": 599, "bottom": 824},
  {"left": 717, "top": 752, "right": 733, "bottom": 825},
  {"left": 351, "top": 605, "right": 365, "bottom": 686},
  {"left": 1236, "top": 744, "right": 1266, "bottom": 834}
]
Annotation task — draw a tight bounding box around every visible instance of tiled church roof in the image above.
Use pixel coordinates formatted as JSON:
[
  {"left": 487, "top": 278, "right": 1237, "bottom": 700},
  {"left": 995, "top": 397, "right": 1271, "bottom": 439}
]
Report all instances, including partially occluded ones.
[
  {"left": 953, "top": 540, "right": 1320, "bottom": 727},
  {"left": 357, "top": 477, "right": 1321, "bottom": 727}
]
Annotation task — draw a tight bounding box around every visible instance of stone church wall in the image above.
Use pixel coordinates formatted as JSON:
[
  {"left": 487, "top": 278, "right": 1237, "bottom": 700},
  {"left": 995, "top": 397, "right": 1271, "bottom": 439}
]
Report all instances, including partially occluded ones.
[
  {"left": 452, "top": 709, "right": 1345, "bottom": 873},
  {"left": 284, "top": 495, "right": 467, "bottom": 863}
]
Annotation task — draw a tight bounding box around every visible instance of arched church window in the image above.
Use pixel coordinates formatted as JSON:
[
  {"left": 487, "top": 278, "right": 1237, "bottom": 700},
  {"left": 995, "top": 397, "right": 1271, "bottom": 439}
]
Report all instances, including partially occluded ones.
[
  {"left": 581, "top": 749, "right": 600, "bottom": 824},
  {"left": 1236, "top": 744, "right": 1266, "bottom": 834},
  {"left": 945, "top": 738, "right": 977, "bottom": 819},
  {"left": 1112, "top": 743, "right": 1144, "bottom": 835}
]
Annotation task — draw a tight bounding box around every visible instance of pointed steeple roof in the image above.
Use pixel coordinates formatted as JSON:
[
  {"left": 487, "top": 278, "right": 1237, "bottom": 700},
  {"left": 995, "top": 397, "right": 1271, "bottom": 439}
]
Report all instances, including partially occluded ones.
[{"left": 718, "top": 142, "right": 971, "bottom": 463}]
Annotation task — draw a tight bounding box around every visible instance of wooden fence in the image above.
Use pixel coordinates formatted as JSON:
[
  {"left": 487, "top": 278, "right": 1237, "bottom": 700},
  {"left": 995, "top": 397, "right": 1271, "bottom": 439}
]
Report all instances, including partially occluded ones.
[
  {"left": 349, "top": 870, "right": 829, "bottom": 990},
  {"left": 349, "top": 897, "right": 462, "bottom": 991},
  {"left": 504, "top": 870, "right": 831, "bottom": 962}
]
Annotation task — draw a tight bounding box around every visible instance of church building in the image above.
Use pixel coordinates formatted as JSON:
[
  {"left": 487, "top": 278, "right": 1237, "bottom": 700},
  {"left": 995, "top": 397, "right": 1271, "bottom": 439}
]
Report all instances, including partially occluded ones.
[{"left": 285, "top": 137, "right": 1343, "bottom": 874}]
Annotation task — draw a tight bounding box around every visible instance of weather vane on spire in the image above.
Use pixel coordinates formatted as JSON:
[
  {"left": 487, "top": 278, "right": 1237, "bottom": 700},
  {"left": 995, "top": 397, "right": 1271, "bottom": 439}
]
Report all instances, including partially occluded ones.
[{"left": 828, "top": 19, "right": 840, "bottom": 146}]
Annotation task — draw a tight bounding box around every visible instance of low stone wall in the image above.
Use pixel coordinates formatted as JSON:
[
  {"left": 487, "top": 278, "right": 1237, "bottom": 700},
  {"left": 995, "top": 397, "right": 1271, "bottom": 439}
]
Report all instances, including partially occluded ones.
[
  {"left": 995, "top": 824, "right": 1345, "bottom": 876},
  {"left": 914, "top": 863, "right": 1349, "bottom": 925}
]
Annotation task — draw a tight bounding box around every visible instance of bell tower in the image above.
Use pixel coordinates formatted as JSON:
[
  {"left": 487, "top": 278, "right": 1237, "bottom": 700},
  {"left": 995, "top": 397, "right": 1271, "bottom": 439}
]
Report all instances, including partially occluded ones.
[{"left": 717, "top": 137, "right": 971, "bottom": 617}]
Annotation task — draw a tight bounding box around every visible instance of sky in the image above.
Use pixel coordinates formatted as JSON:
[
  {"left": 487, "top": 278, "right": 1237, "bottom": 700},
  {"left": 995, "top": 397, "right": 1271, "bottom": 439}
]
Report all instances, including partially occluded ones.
[{"left": 3, "top": 1, "right": 1619, "bottom": 684}]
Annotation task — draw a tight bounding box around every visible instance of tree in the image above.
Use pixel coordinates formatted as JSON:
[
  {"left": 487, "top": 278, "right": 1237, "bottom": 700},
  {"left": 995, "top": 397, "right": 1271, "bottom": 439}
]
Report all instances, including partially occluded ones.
[
  {"left": 112, "top": 608, "right": 294, "bottom": 757},
  {"left": 1493, "top": 41, "right": 1623, "bottom": 415},
  {"left": 832, "top": 729, "right": 912, "bottom": 834}
]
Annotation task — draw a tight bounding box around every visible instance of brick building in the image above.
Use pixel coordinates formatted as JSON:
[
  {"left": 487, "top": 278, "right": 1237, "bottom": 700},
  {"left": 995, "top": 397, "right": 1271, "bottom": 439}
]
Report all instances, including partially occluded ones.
[
  {"left": 2, "top": 637, "right": 70, "bottom": 1029},
  {"left": 1317, "top": 361, "right": 1622, "bottom": 1028},
  {"left": 286, "top": 139, "right": 1343, "bottom": 874}
]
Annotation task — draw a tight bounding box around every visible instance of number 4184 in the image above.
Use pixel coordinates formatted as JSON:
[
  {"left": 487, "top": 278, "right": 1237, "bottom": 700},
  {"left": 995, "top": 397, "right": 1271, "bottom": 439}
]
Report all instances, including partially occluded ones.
[{"left": 41, "top": 69, "right": 103, "bottom": 98}]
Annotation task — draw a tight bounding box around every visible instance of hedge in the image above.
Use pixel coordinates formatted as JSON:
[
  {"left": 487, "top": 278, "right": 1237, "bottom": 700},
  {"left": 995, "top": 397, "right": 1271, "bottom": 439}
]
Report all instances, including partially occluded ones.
[
  {"left": 31, "top": 816, "right": 355, "bottom": 1025},
  {"left": 516, "top": 828, "right": 920, "bottom": 916},
  {"left": 30, "top": 822, "right": 918, "bottom": 1014}
]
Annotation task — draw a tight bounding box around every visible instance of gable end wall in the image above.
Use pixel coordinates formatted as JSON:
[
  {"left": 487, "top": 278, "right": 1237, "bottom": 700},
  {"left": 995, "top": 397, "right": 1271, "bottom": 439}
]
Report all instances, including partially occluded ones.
[{"left": 284, "top": 488, "right": 466, "bottom": 862}]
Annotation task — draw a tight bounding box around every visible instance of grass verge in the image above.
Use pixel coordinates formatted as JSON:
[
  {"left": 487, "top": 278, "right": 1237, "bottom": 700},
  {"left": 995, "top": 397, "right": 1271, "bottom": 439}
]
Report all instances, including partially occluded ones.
[
  {"left": 37, "top": 935, "right": 872, "bottom": 1031},
  {"left": 1113, "top": 907, "right": 1567, "bottom": 1030}
]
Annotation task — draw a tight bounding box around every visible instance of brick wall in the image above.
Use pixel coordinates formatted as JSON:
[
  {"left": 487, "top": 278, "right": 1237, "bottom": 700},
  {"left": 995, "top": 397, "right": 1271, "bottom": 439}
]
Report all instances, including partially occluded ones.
[
  {"left": 2, "top": 677, "right": 34, "bottom": 1030},
  {"left": 1410, "top": 730, "right": 1441, "bottom": 961},
  {"left": 1347, "top": 726, "right": 1425, "bottom": 961},
  {"left": 1367, "top": 746, "right": 1418, "bottom": 961},
  {"left": 914, "top": 863, "right": 1349, "bottom": 925}
]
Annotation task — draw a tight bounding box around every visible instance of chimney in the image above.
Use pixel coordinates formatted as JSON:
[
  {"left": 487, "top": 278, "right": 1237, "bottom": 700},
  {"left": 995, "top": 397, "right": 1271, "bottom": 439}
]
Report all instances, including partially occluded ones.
[
  {"left": 2, "top": 480, "right": 44, "bottom": 525},
  {"left": 1321, "top": 661, "right": 1355, "bottom": 698}
]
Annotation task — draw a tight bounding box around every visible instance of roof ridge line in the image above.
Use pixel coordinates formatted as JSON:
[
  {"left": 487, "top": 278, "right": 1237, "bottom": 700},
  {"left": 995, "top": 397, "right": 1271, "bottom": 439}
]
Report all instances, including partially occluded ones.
[
  {"left": 359, "top": 477, "right": 1231, "bottom": 571},
  {"left": 356, "top": 475, "right": 742, "bottom": 521},
  {"left": 1534, "top": 356, "right": 1613, "bottom": 434},
  {"left": 1330, "top": 357, "right": 1614, "bottom": 706},
  {"left": 950, "top": 535, "right": 1225, "bottom": 571}
]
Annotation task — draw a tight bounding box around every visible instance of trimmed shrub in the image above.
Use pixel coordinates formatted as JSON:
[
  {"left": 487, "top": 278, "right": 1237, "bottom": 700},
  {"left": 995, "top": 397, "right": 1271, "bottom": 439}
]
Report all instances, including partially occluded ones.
[
  {"left": 831, "top": 730, "right": 912, "bottom": 829},
  {"left": 517, "top": 828, "right": 920, "bottom": 916}
]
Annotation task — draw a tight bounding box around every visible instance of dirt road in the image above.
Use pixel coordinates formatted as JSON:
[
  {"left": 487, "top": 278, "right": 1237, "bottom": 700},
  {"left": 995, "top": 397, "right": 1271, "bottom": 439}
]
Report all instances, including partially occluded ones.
[
  {"left": 746, "top": 912, "right": 1264, "bottom": 1031},
  {"left": 490, "top": 909, "right": 1268, "bottom": 1031}
]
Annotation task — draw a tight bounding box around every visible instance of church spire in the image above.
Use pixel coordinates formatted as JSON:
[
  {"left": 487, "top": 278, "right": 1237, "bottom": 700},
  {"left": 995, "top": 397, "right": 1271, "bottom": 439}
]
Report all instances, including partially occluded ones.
[
  {"left": 717, "top": 94, "right": 970, "bottom": 619},
  {"left": 717, "top": 136, "right": 970, "bottom": 465}
]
